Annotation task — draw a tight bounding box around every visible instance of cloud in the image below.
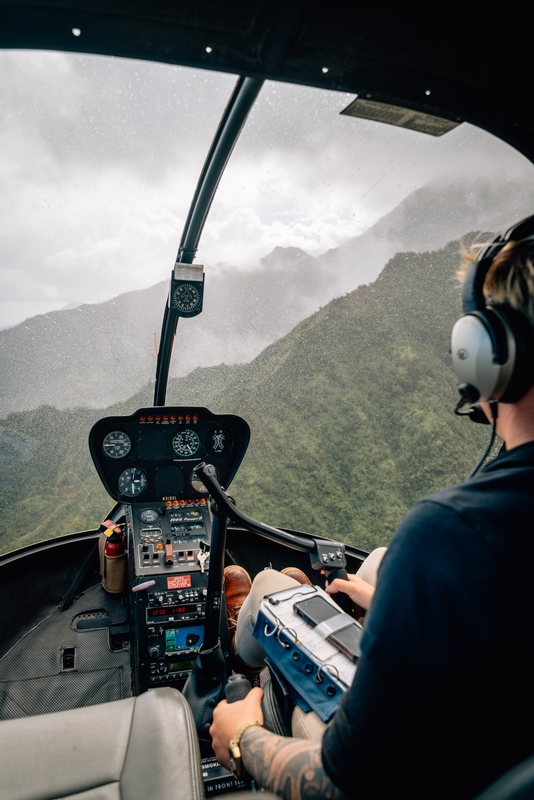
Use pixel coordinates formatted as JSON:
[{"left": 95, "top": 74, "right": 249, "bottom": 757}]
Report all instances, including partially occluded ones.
[
  {"left": 199, "top": 206, "right": 363, "bottom": 267},
  {"left": 1, "top": 50, "right": 534, "bottom": 328}
]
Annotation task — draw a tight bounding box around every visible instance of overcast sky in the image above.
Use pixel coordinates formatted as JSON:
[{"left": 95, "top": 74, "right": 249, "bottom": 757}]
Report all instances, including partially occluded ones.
[{"left": 1, "top": 49, "right": 533, "bottom": 329}]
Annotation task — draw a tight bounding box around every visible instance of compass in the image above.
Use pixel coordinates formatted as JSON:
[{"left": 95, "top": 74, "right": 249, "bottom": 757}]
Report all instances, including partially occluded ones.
[
  {"left": 171, "top": 282, "right": 202, "bottom": 314},
  {"left": 169, "top": 263, "right": 204, "bottom": 317}
]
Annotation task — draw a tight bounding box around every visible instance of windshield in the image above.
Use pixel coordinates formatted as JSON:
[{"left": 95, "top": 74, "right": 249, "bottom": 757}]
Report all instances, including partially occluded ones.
[{"left": 1, "top": 51, "right": 533, "bottom": 555}]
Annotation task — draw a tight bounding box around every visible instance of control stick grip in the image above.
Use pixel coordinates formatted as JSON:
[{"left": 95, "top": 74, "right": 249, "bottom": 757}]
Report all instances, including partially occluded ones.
[
  {"left": 326, "top": 567, "right": 354, "bottom": 615},
  {"left": 225, "top": 674, "right": 252, "bottom": 703}
]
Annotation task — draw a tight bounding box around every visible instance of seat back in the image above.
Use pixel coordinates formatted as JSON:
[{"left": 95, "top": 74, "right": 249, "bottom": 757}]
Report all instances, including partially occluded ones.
[{"left": 0, "top": 688, "right": 204, "bottom": 800}]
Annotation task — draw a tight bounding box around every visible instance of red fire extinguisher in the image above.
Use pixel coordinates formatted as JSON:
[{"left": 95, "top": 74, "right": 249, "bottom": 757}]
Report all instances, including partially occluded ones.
[
  {"left": 104, "top": 530, "right": 124, "bottom": 557},
  {"left": 101, "top": 526, "right": 126, "bottom": 593}
]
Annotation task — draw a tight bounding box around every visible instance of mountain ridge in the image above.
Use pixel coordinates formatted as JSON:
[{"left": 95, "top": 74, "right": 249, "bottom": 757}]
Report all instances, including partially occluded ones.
[
  {"left": 2, "top": 173, "right": 533, "bottom": 417},
  {"left": 0, "top": 234, "right": 491, "bottom": 555}
]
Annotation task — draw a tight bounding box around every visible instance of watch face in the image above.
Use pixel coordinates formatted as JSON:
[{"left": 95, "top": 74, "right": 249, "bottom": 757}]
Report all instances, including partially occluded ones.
[{"left": 172, "top": 282, "right": 202, "bottom": 313}]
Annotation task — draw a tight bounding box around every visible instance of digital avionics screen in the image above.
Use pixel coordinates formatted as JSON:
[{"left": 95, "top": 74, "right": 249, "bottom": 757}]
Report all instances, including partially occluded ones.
[
  {"left": 165, "top": 625, "right": 204, "bottom": 653},
  {"left": 168, "top": 659, "right": 197, "bottom": 672}
]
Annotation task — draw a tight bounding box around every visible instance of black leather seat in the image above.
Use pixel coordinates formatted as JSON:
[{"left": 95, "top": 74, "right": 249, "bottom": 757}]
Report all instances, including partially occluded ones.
[
  {"left": 0, "top": 687, "right": 279, "bottom": 800},
  {"left": 0, "top": 688, "right": 204, "bottom": 800}
]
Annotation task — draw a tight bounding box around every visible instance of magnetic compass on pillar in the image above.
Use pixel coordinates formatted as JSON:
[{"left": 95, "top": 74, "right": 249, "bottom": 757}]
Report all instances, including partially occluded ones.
[{"left": 169, "top": 262, "right": 205, "bottom": 318}]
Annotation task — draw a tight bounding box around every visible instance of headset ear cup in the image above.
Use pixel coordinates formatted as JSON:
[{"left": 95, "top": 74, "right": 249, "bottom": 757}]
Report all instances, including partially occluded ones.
[
  {"left": 494, "top": 306, "right": 534, "bottom": 402},
  {"left": 453, "top": 214, "right": 534, "bottom": 408},
  {"left": 451, "top": 313, "right": 509, "bottom": 402}
]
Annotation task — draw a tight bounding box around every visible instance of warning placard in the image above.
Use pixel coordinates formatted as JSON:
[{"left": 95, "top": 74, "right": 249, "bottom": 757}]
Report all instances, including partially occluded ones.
[{"left": 167, "top": 575, "right": 192, "bottom": 589}]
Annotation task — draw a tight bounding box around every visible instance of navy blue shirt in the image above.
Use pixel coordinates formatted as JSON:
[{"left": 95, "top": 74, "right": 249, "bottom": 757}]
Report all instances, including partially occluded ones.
[{"left": 322, "top": 441, "right": 534, "bottom": 799}]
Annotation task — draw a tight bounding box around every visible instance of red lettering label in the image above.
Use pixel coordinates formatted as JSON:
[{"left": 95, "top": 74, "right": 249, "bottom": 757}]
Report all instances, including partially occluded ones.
[{"left": 167, "top": 575, "right": 192, "bottom": 589}]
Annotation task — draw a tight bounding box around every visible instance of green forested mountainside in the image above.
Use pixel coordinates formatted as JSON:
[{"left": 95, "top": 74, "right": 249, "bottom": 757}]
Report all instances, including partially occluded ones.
[
  {"left": 0, "top": 237, "right": 491, "bottom": 555},
  {"left": 225, "top": 239, "right": 491, "bottom": 550}
]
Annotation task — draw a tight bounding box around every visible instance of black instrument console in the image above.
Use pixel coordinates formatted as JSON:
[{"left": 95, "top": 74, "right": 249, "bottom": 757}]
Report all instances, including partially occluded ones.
[
  {"left": 127, "top": 500, "right": 211, "bottom": 692},
  {"left": 89, "top": 406, "right": 250, "bottom": 693}
]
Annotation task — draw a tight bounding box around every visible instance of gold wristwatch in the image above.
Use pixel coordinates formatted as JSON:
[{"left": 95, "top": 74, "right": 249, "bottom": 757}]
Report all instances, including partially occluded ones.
[{"left": 228, "top": 720, "right": 263, "bottom": 779}]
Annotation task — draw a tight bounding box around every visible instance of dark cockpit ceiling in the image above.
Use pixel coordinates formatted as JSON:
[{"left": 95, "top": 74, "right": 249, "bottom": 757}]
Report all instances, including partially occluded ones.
[{"left": 0, "top": 1, "right": 533, "bottom": 162}]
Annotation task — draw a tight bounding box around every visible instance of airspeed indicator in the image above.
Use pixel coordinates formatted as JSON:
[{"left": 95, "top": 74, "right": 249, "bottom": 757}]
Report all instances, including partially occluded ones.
[
  {"left": 172, "top": 429, "right": 200, "bottom": 457},
  {"left": 103, "top": 431, "right": 131, "bottom": 459}
]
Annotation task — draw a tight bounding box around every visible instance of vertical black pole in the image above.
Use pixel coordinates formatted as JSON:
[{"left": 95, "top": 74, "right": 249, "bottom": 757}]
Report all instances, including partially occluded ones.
[
  {"left": 202, "top": 508, "right": 227, "bottom": 650},
  {"left": 153, "top": 77, "right": 264, "bottom": 406}
]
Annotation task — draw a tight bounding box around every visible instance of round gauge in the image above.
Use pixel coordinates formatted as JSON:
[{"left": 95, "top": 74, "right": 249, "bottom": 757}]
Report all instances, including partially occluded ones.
[
  {"left": 102, "top": 431, "right": 131, "bottom": 459},
  {"left": 118, "top": 467, "right": 148, "bottom": 497},
  {"left": 172, "top": 283, "right": 202, "bottom": 314},
  {"left": 191, "top": 466, "right": 218, "bottom": 494},
  {"left": 138, "top": 508, "right": 160, "bottom": 523},
  {"left": 172, "top": 429, "right": 200, "bottom": 457},
  {"left": 206, "top": 427, "right": 233, "bottom": 456}
]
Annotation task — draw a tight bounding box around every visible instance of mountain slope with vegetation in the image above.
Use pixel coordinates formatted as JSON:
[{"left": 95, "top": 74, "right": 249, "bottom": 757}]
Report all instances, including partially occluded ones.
[
  {"left": 225, "top": 238, "right": 490, "bottom": 550},
  {"left": 0, "top": 237, "right": 492, "bottom": 555},
  {"left": 3, "top": 173, "right": 532, "bottom": 418}
]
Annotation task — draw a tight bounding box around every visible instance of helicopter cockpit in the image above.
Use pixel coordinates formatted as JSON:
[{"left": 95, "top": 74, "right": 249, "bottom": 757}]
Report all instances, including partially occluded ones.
[{"left": 3, "top": 3, "right": 534, "bottom": 800}]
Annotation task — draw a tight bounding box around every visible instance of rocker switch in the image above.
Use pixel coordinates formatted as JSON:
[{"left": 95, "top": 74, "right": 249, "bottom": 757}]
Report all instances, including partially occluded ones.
[{"left": 165, "top": 543, "right": 174, "bottom": 565}]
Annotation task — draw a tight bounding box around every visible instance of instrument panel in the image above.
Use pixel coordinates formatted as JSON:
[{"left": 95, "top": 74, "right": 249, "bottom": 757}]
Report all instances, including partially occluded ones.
[
  {"left": 89, "top": 406, "right": 250, "bottom": 503},
  {"left": 126, "top": 499, "right": 211, "bottom": 692}
]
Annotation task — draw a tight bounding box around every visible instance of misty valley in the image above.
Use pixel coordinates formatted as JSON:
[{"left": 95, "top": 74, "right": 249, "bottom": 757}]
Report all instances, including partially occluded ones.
[{"left": 0, "top": 235, "right": 492, "bottom": 556}]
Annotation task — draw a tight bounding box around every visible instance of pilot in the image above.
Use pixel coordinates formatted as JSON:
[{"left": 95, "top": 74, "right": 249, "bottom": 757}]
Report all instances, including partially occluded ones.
[{"left": 210, "top": 216, "right": 534, "bottom": 800}]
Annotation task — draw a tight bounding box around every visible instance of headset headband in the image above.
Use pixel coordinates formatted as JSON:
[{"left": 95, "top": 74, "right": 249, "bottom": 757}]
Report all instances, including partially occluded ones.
[{"left": 462, "top": 215, "right": 534, "bottom": 314}]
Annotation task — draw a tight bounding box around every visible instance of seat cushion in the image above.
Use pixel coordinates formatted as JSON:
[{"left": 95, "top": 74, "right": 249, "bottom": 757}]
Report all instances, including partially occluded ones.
[{"left": 0, "top": 688, "right": 204, "bottom": 800}]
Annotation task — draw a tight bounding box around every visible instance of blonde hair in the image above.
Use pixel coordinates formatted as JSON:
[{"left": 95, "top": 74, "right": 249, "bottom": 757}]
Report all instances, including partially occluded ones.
[{"left": 459, "top": 239, "right": 534, "bottom": 327}]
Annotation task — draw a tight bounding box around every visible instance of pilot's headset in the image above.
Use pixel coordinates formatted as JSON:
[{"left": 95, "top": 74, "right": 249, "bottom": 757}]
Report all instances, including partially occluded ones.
[{"left": 451, "top": 214, "right": 534, "bottom": 408}]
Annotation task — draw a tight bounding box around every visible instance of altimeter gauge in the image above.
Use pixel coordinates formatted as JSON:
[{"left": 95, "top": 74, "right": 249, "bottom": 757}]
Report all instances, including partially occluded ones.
[
  {"left": 118, "top": 467, "right": 148, "bottom": 497},
  {"left": 102, "top": 431, "right": 131, "bottom": 459},
  {"left": 172, "top": 429, "right": 200, "bottom": 457}
]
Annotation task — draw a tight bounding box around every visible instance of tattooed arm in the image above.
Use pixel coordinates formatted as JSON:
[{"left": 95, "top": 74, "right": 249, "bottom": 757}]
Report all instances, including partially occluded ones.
[
  {"left": 240, "top": 725, "right": 348, "bottom": 800},
  {"left": 210, "top": 687, "right": 347, "bottom": 800}
]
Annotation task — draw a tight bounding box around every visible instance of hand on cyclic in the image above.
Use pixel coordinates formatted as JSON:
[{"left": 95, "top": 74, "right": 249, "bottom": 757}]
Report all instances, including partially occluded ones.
[
  {"left": 325, "top": 573, "right": 375, "bottom": 611},
  {"left": 210, "top": 687, "right": 264, "bottom": 769}
]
